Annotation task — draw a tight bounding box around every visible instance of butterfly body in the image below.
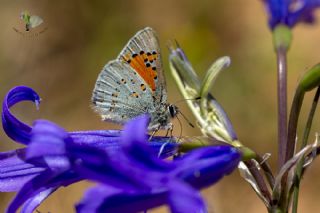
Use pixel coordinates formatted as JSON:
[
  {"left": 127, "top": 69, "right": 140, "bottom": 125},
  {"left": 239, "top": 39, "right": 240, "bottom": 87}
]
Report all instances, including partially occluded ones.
[{"left": 92, "top": 27, "right": 177, "bottom": 130}]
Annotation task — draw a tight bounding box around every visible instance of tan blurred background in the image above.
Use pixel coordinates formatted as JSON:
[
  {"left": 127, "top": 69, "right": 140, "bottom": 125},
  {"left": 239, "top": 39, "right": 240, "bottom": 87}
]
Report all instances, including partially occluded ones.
[{"left": 0, "top": 0, "right": 320, "bottom": 212}]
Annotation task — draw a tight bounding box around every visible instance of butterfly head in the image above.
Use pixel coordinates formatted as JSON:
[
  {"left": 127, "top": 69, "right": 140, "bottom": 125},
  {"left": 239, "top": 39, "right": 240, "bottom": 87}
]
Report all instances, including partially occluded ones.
[{"left": 168, "top": 104, "right": 178, "bottom": 118}]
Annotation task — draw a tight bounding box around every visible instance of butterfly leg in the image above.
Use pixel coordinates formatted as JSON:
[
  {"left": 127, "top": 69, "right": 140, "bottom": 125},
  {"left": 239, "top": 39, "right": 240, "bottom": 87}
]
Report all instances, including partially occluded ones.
[
  {"left": 158, "top": 124, "right": 175, "bottom": 157},
  {"left": 165, "top": 123, "right": 173, "bottom": 137},
  {"left": 148, "top": 125, "right": 161, "bottom": 141}
]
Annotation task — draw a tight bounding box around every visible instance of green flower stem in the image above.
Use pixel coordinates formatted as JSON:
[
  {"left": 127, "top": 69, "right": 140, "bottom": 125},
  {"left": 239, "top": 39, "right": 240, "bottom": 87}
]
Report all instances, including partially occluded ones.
[
  {"left": 272, "top": 25, "right": 292, "bottom": 212},
  {"left": 273, "top": 25, "right": 292, "bottom": 169},
  {"left": 276, "top": 47, "right": 288, "bottom": 169},
  {"left": 291, "top": 87, "right": 320, "bottom": 213},
  {"left": 286, "top": 86, "right": 304, "bottom": 169},
  {"left": 270, "top": 207, "right": 285, "bottom": 213},
  {"left": 276, "top": 85, "right": 304, "bottom": 212},
  {"left": 178, "top": 137, "right": 215, "bottom": 152},
  {"left": 281, "top": 64, "right": 320, "bottom": 212},
  {"left": 286, "top": 63, "right": 320, "bottom": 172}
]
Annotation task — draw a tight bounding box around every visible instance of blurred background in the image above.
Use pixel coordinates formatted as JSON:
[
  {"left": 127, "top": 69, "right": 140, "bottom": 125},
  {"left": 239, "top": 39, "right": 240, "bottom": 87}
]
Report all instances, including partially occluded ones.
[{"left": 0, "top": 0, "right": 320, "bottom": 212}]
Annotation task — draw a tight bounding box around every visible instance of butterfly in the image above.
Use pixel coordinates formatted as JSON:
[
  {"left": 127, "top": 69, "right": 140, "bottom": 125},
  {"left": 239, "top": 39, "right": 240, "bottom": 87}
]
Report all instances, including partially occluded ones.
[
  {"left": 20, "top": 11, "right": 44, "bottom": 31},
  {"left": 92, "top": 27, "right": 178, "bottom": 131}
]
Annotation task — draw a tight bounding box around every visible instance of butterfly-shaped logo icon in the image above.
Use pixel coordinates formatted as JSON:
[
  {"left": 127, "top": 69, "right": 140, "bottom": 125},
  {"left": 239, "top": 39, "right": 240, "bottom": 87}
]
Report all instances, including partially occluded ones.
[{"left": 92, "top": 27, "right": 178, "bottom": 131}]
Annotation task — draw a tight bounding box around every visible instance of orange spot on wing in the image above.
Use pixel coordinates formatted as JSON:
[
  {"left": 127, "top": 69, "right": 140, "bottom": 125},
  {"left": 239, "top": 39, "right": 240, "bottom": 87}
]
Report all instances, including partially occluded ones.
[{"left": 124, "top": 53, "right": 157, "bottom": 91}]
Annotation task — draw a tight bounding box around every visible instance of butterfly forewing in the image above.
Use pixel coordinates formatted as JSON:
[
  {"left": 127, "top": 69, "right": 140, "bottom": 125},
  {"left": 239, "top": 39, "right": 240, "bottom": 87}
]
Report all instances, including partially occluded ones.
[
  {"left": 117, "top": 27, "right": 167, "bottom": 103},
  {"left": 29, "top": 15, "right": 43, "bottom": 28}
]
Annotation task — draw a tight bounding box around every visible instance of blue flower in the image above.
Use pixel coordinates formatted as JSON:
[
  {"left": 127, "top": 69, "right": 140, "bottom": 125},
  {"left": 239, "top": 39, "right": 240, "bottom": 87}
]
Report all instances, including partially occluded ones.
[
  {"left": 262, "top": 0, "right": 320, "bottom": 29},
  {"left": 0, "top": 86, "right": 177, "bottom": 212},
  {"left": 1, "top": 86, "right": 241, "bottom": 213}
]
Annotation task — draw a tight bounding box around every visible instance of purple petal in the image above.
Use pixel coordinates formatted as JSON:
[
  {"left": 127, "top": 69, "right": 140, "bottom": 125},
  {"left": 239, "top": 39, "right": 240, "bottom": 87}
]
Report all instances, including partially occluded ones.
[
  {"left": 7, "top": 170, "right": 81, "bottom": 213},
  {"left": 6, "top": 170, "right": 60, "bottom": 213},
  {"left": 263, "top": 0, "right": 320, "bottom": 29},
  {"left": 121, "top": 115, "right": 175, "bottom": 170},
  {"left": 2, "top": 86, "right": 40, "bottom": 145},
  {"left": 20, "top": 187, "right": 58, "bottom": 213},
  {"left": 26, "top": 120, "right": 71, "bottom": 170},
  {"left": 103, "top": 115, "right": 176, "bottom": 188},
  {"left": 173, "top": 146, "right": 241, "bottom": 189},
  {"left": 76, "top": 185, "right": 123, "bottom": 213},
  {"left": 70, "top": 130, "right": 178, "bottom": 159},
  {"left": 77, "top": 185, "right": 168, "bottom": 213},
  {"left": 0, "top": 149, "right": 44, "bottom": 192},
  {"left": 69, "top": 143, "right": 147, "bottom": 191},
  {"left": 168, "top": 181, "right": 206, "bottom": 213}
]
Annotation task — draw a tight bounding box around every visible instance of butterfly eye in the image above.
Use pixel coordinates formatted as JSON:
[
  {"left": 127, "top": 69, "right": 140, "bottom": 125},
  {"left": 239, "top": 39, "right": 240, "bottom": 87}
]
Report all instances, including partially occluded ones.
[{"left": 168, "top": 104, "right": 178, "bottom": 118}]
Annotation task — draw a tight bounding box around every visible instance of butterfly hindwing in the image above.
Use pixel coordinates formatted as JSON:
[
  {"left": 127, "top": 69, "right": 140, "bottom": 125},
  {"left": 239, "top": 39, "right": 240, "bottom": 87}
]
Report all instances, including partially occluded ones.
[{"left": 92, "top": 60, "right": 155, "bottom": 124}]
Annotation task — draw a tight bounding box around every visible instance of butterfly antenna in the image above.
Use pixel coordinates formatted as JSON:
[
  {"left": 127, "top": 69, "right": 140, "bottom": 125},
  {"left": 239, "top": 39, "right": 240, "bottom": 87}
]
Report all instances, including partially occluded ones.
[
  {"left": 178, "top": 111, "right": 194, "bottom": 128},
  {"left": 176, "top": 115, "right": 183, "bottom": 141},
  {"left": 173, "top": 97, "right": 201, "bottom": 105},
  {"left": 172, "top": 97, "right": 200, "bottom": 128}
]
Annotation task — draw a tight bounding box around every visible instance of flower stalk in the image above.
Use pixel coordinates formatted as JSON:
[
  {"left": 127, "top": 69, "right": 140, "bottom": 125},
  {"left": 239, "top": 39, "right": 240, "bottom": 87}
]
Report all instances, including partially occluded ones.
[{"left": 272, "top": 25, "right": 292, "bottom": 169}]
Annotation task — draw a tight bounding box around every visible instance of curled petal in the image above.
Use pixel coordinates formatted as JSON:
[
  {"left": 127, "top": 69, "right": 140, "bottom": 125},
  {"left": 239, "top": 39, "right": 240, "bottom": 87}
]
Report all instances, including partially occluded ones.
[{"left": 2, "top": 86, "right": 40, "bottom": 145}]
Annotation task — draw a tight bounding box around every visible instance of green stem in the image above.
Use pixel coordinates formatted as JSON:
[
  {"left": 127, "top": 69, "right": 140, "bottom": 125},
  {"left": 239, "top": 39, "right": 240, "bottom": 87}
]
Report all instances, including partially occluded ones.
[
  {"left": 276, "top": 86, "right": 305, "bottom": 212},
  {"left": 286, "top": 86, "right": 305, "bottom": 168},
  {"left": 276, "top": 47, "right": 288, "bottom": 169},
  {"left": 291, "top": 87, "right": 320, "bottom": 213},
  {"left": 272, "top": 25, "right": 292, "bottom": 169}
]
